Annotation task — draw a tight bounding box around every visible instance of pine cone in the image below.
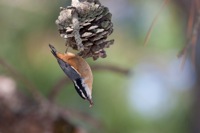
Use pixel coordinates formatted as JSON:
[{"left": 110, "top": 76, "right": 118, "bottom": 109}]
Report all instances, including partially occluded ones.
[{"left": 55, "top": 0, "right": 114, "bottom": 60}]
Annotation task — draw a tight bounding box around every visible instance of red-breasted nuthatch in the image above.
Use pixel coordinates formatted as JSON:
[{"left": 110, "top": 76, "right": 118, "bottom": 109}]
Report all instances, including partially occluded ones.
[{"left": 49, "top": 44, "right": 93, "bottom": 107}]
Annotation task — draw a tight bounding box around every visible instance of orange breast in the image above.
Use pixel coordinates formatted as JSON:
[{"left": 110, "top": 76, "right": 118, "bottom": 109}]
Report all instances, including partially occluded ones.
[{"left": 57, "top": 52, "right": 93, "bottom": 92}]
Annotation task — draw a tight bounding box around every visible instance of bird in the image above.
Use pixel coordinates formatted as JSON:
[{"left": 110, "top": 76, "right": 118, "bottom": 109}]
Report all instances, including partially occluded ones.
[{"left": 49, "top": 44, "right": 93, "bottom": 107}]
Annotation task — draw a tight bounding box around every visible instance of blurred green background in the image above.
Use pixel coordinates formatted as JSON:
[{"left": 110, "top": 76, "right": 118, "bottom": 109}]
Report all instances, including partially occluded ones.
[{"left": 0, "top": 0, "right": 196, "bottom": 133}]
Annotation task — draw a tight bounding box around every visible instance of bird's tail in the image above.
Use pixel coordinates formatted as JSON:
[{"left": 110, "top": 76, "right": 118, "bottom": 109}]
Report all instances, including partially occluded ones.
[{"left": 49, "top": 44, "right": 58, "bottom": 57}]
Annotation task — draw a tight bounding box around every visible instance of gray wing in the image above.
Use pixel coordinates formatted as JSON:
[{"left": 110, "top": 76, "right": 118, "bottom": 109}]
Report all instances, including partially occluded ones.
[{"left": 57, "top": 58, "right": 81, "bottom": 80}]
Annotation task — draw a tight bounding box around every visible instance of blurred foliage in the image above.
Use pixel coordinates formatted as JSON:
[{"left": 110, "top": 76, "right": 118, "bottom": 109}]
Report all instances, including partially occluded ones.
[{"left": 0, "top": 0, "right": 195, "bottom": 133}]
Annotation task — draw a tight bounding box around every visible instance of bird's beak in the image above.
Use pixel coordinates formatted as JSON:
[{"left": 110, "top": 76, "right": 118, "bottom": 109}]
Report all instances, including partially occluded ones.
[{"left": 88, "top": 98, "right": 93, "bottom": 108}]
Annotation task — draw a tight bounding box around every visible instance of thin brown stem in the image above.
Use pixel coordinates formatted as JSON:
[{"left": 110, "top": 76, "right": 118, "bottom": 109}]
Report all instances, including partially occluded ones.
[
  {"left": 48, "top": 77, "right": 70, "bottom": 101},
  {"left": 144, "top": 0, "right": 170, "bottom": 46},
  {"left": 91, "top": 64, "right": 130, "bottom": 75},
  {"left": 195, "top": 0, "right": 200, "bottom": 10},
  {"left": 0, "top": 57, "right": 45, "bottom": 104},
  {"left": 179, "top": 1, "right": 200, "bottom": 68},
  {"left": 187, "top": 1, "right": 195, "bottom": 39},
  {"left": 179, "top": 44, "right": 189, "bottom": 70},
  {"left": 59, "top": 107, "right": 103, "bottom": 129}
]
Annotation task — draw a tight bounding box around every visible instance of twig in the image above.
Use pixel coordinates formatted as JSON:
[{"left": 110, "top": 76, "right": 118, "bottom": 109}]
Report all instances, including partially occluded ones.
[
  {"left": 48, "top": 64, "right": 130, "bottom": 101},
  {"left": 0, "top": 57, "right": 101, "bottom": 128},
  {"left": 91, "top": 64, "right": 130, "bottom": 75},
  {"left": 195, "top": 0, "right": 200, "bottom": 9},
  {"left": 48, "top": 77, "right": 70, "bottom": 101},
  {"left": 179, "top": 2, "right": 200, "bottom": 68},
  {"left": 58, "top": 107, "right": 103, "bottom": 129},
  {"left": 187, "top": 1, "right": 195, "bottom": 39},
  {"left": 144, "top": 0, "right": 170, "bottom": 46},
  {"left": 0, "top": 57, "right": 45, "bottom": 104}
]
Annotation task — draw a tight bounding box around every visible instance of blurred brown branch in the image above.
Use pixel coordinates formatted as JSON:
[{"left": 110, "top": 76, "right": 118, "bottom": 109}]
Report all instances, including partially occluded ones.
[
  {"left": 144, "top": 0, "right": 170, "bottom": 46},
  {"left": 0, "top": 61, "right": 102, "bottom": 133},
  {"left": 178, "top": 0, "right": 200, "bottom": 68},
  {"left": 91, "top": 64, "right": 130, "bottom": 75},
  {"left": 58, "top": 107, "right": 103, "bottom": 129},
  {"left": 175, "top": 1, "right": 200, "bottom": 133},
  {"left": 48, "top": 64, "right": 130, "bottom": 101},
  {"left": 0, "top": 57, "right": 45, "bottom": 104}
]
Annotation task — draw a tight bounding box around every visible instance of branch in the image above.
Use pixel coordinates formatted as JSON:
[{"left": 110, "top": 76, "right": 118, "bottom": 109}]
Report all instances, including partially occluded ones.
[
  {"left": 144, "top": 0, "right": 170, "bottom": 46},
  {"left": 91, "top": 64, "right": 130, "bottom": 75},
  {"left": 58, "top": 107, "right": 103, "bottom": 129},
  {"left": 0, "top": 57, "right": 45, "bottom": 104},
  {"left": 48, "top": 77, "right": 70, "bottom": 101}
]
